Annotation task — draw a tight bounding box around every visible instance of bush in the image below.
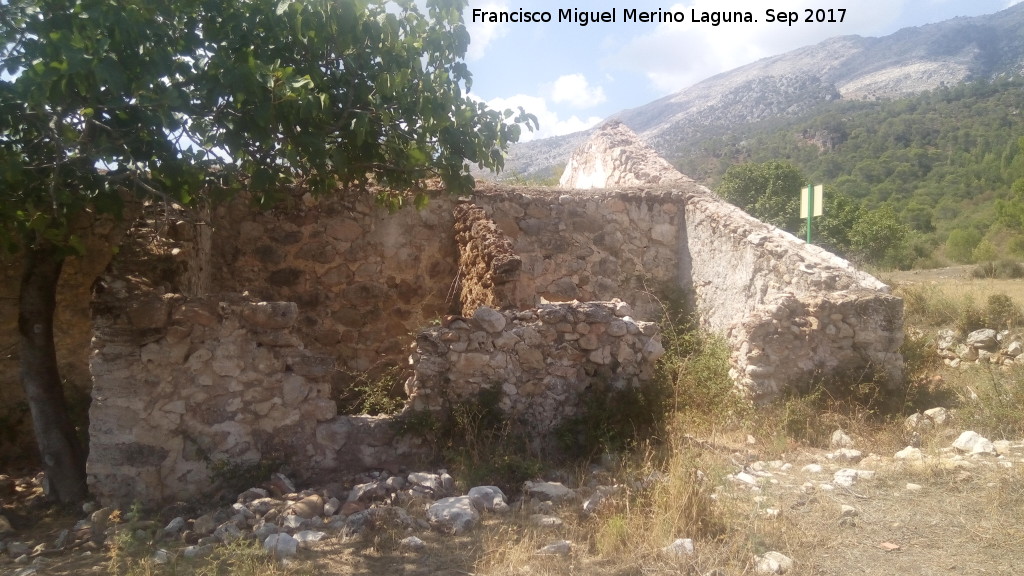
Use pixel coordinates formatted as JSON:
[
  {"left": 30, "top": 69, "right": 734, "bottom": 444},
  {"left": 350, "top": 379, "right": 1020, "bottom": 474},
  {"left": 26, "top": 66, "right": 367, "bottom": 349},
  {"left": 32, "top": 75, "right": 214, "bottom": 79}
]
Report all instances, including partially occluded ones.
[
  {"left": 985, "top": 293, "right": 1022, "bottom": 330},
  {"left": 973, "top": 259, "right": 1024, "bottom": 279},
  {"left": 946, "top": 228, "right": 982, "bottom": 263}
]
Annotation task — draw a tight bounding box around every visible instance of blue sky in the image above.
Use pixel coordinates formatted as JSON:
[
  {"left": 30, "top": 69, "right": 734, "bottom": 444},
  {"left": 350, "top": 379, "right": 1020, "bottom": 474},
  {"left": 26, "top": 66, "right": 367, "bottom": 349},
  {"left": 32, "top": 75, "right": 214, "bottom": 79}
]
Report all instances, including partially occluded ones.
[{"left": 462, "top": 0, "right": 1024, "bottom": 141}]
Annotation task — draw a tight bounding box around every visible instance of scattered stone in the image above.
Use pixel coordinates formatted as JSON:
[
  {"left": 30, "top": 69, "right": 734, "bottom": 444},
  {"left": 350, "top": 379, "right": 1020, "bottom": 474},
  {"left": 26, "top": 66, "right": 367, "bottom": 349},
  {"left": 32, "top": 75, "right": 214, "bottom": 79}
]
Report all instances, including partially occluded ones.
[
  {"left": 906, "top": 483, "right": 923, "bottom": 492},
  {"left": 213, "top": 522, "right": 243, "bottom": 544},
  {"left": 801, "top": 464, "right": 823, "bottom": 474},
  {"left": 878, "top": 542, "right": 901, "bottom": 552},
  {"left": 966, "top": 329, "right": 998, "bottom": 351},
  {"left": 833, "top": 469, "right": 875, "bottom": 487},
  {"left": 348, "top": 480, "right": 387, "bottom": 503},
  {"left": 830, "top": 429, "right": 854, "bottom": 449},
  {"left": 294, "top": 531, "right": 327, "bottom": 549},
  {"left": 427, "top": 496, "right": 480, "bottom": 534},
  {"left": 1007, "top": 341, "right": 1023, "bottom": 357},
  {"left": 182, "top": 544, "right": 215, "bottom": 559},
  {"left": 287, "top": 494, "right": 325, "bottom": 519},
  {"left": 163, "top": 516, "right": 186, "bottom": 537},
  {"left": 192, "top": 512, "right": 219, "bottom": 536},
  {"left": 894, "top": 446, "right": 923, "bottom": 461},
  {"left": 530, "top": 514, "right": 564, "bottom": 528},
  {"left": 524, "top": 481, "right": 575, "bottom": 502},
  {"left": 408, "top": 472, "right": 445, "bottom": 495},
  {"left": 839, "top": 505, "right": 858, "bottom": 518},
  {"left": 6, "top": 542, "right": 30, "bottom": 558},
  {"left": 263, "top": 533, "right": 298, "bottom": 559},
  {"left": 755, "top": 551, "right": 794, "bottom": 574},
  {"left": 0, "top": 514, "right": 13, "bottom": 535},
  {"left": 732, "top": 472, "right": 759, "bottom": 487},
  {"left": 468, "top": 486, "right": 509, "bottom": 513},
  {"left": 269, "top": 473, "right": 297, "bottom": 496},
  {"left": 923, "top": 407, "right": 950, "bottom": 426},
  {"left": 831, "top": 449, "right": 863, "bottom": 463},
  {"left": 151, "top": 549, "right": 173, "bottom": 565},
  {"left": 952, "top": 431, "right": 997, "bottom": 455},
  {"left": 536, "top": 540, "right": 572, "bottom": 556},
  {"left": 324, "top": 497, "right": 342, "bottom": 517},
  {"left": 400, "top": 536, "right": 426, "bottom": 550},
  {"left": 282, "top": 515, "right": 304, "bottom": 530},
  {"left": 661, "top": 538, "right": 695, "bottom": 557}
]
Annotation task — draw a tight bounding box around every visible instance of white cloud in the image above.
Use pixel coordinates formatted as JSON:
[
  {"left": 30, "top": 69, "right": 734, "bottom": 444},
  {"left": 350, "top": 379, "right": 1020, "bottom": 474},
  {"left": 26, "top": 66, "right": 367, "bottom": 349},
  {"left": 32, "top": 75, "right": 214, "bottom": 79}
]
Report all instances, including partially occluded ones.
[
  {"left": 464, "top": 2, "right": 509, "bottom": 61},
  {"left": 613, "top": 0, "right": 909, "bottom": 94},
  {"left": 484, "top": 94, "right": 602, "bottom": 142},
  {"left": 549, "top": 74, "right": 607, "bottom": 108}
]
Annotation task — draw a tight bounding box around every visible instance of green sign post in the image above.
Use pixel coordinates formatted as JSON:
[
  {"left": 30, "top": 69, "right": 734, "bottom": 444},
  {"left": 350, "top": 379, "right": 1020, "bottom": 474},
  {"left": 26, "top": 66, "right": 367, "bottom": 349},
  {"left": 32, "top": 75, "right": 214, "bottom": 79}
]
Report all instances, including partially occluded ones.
[{"left": 799, "top": 184, "right": 823, "bottom": 243}]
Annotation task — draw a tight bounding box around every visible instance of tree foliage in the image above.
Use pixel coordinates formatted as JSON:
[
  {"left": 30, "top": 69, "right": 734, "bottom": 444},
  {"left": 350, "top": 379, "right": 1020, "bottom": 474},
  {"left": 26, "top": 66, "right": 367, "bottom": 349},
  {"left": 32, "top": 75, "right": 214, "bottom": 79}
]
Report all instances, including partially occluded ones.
[
  {"left": 0, "top": 0, "right": 535, "bottom": 502},
  {"left": 716, "top": 160, "right": 913, "bottom": 268},
  {"left": 680, "top": 78, "right": 1024, "bottom": 265}
]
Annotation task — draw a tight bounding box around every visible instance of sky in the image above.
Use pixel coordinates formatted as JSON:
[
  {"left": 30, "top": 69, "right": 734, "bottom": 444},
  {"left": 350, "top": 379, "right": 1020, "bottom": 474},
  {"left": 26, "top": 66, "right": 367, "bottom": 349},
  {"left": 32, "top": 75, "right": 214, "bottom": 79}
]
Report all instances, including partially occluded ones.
[{"left": 461, "top": 0, "right": 1024, "bottom": 141}]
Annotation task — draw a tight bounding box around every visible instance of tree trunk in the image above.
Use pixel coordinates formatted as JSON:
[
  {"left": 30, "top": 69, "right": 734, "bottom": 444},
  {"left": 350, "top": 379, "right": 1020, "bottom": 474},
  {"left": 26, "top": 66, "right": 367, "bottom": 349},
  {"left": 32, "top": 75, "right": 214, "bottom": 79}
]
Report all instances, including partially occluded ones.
[{"left": 18, "top": 239, "right": 88, "bottom": 503}]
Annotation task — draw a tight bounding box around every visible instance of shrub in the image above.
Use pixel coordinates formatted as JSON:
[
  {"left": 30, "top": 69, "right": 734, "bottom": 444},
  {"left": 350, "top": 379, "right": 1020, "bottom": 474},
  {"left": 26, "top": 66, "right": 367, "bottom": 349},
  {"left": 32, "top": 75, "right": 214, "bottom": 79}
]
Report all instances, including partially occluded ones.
[{"left": 985, "top": 293, "right": 1022, "bottom": 330}]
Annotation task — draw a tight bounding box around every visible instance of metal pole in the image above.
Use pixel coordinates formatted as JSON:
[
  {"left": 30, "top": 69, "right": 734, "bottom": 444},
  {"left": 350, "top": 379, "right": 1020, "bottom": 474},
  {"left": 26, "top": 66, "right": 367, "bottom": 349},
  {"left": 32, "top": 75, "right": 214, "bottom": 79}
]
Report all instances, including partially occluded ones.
[{"left": 806, "top": 184, "right": 812, "bottom": 244}]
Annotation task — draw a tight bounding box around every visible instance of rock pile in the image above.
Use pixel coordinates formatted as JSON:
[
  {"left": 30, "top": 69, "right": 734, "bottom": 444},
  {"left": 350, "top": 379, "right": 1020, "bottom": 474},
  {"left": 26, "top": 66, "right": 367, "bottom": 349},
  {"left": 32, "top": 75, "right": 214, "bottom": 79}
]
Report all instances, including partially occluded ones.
[{"left": 935, "top": 327, "right": 1024, "bottom": 367}]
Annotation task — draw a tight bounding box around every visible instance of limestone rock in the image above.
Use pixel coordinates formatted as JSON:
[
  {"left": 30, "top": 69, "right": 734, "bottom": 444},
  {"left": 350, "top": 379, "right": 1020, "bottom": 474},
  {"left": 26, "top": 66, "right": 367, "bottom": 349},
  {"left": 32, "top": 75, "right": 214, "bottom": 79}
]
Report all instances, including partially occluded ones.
[
  {"left": 662, "top": 538, "right": 695, "bottom": 557},
  {"left": 559, "top": 121, "right": 690, "bottom": 189},
  {"left": 952, "top": 431, "right": 996, "bottom": 455},
  {"left": 400, "top": 536, "right": 426, "bottom": 550},
  {"left": 524, "top": 481, "right": 576, "bottom": 502},
  {"left": 536, "top": 540, "right": 573, "bottom": 556},
  {"left": 894, "top": 446, "right": 923, "bottom": 461},
  {"left": 263, "top": 533, "right": 298, "bottom": 559},
  {"left": 923, "top": 407, "right": 950, "bottom": 426},
  {"left": 755, "top": 551, "right": 794, "bottom": 574},
  {"left": 966, "top": 329, "right": 998, "bottom": 351},
  {"left": 830, "top": 429, "right": 854, "bottom": 449},
  {"left": 287, "top": 494, "right": 325, "bottom": 519},
  {"left": 427, "top": 496, "right": 480, "bottom": 534},
  {"left": 833, "top": 469, "right": 875, "bottom": 487},
  {"left": 473, "top": 307, "right": 507, "bottom": 333},
  {"left": 294, "top": 530, "right": 327, "bottom": 549},
  {"left": 468, "top": 486, "right": 509, "bottom": 513}
]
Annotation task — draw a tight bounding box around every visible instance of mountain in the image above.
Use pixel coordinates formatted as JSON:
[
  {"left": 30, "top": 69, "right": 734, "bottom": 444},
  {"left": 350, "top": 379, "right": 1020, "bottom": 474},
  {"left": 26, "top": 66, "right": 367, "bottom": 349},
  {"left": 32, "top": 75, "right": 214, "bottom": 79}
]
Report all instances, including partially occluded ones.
[{"left": 501, "top": 3, "right": 1024, "bottom": 180}]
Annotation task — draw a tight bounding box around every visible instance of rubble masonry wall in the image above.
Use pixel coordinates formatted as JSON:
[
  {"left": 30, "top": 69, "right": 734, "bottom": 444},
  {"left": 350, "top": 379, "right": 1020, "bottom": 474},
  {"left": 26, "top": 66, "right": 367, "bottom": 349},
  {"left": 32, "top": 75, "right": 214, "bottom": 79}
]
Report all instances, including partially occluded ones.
[{"left": 80, "top": 183, "right": 902, "bottom": 505}]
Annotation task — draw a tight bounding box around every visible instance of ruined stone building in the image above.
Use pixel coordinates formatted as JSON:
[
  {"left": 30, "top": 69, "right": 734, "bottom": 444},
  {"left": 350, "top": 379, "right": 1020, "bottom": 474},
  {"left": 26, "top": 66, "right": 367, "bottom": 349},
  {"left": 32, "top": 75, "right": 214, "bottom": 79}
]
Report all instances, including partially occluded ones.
[{"left": 0, "top": 122, "right": 903, "bottom": 505}]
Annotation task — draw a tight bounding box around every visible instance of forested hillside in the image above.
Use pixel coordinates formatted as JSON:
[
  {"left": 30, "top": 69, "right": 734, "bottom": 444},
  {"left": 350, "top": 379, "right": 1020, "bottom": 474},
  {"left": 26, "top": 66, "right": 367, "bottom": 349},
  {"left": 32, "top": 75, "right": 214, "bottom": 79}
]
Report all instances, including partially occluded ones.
[{"left": 673, "top": 77, "right": 1024, "bottom": 268}]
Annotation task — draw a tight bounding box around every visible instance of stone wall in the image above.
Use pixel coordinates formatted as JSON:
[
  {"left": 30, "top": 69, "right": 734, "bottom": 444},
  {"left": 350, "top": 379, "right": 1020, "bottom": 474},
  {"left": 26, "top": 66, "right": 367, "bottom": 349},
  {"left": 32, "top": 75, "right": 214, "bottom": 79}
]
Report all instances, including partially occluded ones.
[
  {"left": 405, "top": 301, "right": 663, "bottom": 439},
  {"left": 682, "top": 191, "right": 904, "bottom": 401},
  {"left": 87, "top": 287, "right": 429, "bottom": 504},
  {"left": 83, "top": 181, "right": 903, "bottom": 505}
]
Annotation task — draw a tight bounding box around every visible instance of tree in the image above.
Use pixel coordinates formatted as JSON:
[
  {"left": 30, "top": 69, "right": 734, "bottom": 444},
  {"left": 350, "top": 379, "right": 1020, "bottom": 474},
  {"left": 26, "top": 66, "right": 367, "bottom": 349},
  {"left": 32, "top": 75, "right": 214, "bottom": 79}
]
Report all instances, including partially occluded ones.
[
  {"left": 716, "top": 160, "right": 805, "bottom": 232},
  {"left": 1, "top": 0, "right": 535, "bottom": 503},
  {"left": 945, "top": 228, "right": 983, "bottom": 263},
  {"left": 848, "top": 205, "right": 911, "bottom": 269}
]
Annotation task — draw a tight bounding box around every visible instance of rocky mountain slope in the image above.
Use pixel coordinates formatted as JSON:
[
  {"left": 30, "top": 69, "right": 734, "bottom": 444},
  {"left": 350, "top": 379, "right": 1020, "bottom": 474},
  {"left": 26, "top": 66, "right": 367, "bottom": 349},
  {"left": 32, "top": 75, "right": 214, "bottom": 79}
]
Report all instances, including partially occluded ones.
[{"left": 503, "top": 2, "right": 1024, "bottom": 179}]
